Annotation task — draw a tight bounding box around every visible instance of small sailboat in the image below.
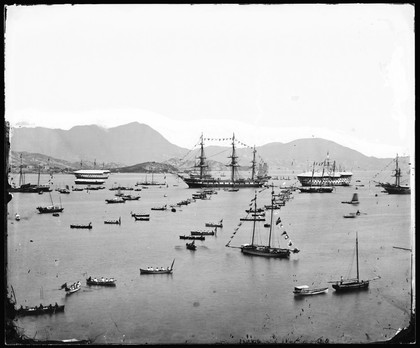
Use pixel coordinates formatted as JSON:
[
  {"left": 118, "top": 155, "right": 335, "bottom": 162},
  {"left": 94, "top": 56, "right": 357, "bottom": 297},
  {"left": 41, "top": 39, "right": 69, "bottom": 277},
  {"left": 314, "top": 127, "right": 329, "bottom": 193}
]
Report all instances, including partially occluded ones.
[
  {"left": 37, "top": 193, "right": 64, "bottom": 214},
  {"left": 331, "top": 232, "right": 378, "bottom": 291},
  {"left": 341, "top": 193, "right": 359, "bottom": 205}
]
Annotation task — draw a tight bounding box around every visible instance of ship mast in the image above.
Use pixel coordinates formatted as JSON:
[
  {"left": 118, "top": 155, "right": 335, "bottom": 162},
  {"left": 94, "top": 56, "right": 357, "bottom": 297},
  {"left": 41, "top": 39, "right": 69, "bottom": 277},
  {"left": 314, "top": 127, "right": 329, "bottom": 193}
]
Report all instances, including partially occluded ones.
[
  {"left": 18, "top": 154, "right": 24, "bottom": 187},
  {"left": 251, "top": 146, "right": 257, "bottom": 181},
  {"left": 195, "top": 133, "right": 207, "bottom": 180},
  {"left": 268, "top": 184, "right": 275, "bottom": 248},
  {"left": 310, "top": 162, "right": 315, "bottom": 188},
  {"left": 251, "top": 191, "right": 257, "bottom": 246},
  {"left": 393, "top": 154, "right": 401, "bottom": 187},
  {"left": 356, "top": 231, "right": 359, "bottom": 282},
  {"left": 227, "top": 133, "right": 239, "bottom": 183}
]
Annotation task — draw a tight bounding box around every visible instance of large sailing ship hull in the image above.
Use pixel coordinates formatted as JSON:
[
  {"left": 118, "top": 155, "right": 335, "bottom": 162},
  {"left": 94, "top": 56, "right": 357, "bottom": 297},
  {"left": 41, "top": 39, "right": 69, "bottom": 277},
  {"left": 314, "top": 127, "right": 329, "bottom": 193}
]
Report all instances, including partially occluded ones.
[
  {"left": 181, "top": 177, "right": 266, "bottom": 188},
  {"left": 381, "top": 184, "right": 411, "bottom": 195},
  {"left": 297, "top": 173, "right": 352, "bottom": 187}
]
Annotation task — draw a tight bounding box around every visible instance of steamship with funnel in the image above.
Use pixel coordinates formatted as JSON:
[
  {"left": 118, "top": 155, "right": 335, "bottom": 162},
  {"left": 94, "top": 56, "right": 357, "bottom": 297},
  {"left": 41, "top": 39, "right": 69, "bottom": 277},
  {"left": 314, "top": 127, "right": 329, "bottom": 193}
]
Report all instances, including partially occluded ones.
[
  {"left": 178, "top": 134, "right": 268, "bottom": 189},
  {"left": 296, "top": 154, "right": 352, "bottom": 187}
]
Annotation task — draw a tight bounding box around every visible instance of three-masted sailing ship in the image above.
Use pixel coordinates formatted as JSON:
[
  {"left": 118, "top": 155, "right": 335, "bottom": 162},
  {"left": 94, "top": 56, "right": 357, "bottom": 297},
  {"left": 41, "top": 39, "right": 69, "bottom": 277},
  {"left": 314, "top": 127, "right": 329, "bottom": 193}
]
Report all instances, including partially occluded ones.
[
  {"left": 379, "top": 154, "right": 411, "bottom": 194},
  {"left": 226, "top": 187, "right": 300, "bottom": 258},
  {"left": 178, "top": 134, "right": 268, "bottom": 189}
]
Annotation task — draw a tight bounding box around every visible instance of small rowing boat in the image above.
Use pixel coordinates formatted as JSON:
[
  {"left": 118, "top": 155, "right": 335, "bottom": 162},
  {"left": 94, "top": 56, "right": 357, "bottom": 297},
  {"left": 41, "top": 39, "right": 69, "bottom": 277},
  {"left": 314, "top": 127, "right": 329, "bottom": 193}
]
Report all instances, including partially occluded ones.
[
  {"left": 70, "top": 223, "right": 92, "bottom": 229},
  {"left": 293, "top": 285, "right": 329, "bottom": 296},
  {"left": 140, "top": 259, "right": 175, "bottom": 274},
  {"left": 86, "top": 276, "right": 116, "bottom": 286},
  {"left": 179, "top": 235, "right": 205, "bottom": 241}
]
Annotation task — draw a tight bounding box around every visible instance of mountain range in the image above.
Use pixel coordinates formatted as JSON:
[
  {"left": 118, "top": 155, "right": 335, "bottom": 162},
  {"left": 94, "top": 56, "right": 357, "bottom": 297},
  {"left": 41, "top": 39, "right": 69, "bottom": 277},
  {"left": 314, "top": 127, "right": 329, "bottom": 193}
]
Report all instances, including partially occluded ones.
[{"left": 8, "top": 122, "right": 408, "bottom": 172}]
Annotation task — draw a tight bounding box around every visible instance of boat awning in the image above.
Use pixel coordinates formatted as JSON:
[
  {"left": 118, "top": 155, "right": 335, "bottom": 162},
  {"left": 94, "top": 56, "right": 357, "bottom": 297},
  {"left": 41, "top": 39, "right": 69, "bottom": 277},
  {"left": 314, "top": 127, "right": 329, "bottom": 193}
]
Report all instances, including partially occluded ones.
[{"left": 294, "top": 285, "right": 309, "bottom": 290}]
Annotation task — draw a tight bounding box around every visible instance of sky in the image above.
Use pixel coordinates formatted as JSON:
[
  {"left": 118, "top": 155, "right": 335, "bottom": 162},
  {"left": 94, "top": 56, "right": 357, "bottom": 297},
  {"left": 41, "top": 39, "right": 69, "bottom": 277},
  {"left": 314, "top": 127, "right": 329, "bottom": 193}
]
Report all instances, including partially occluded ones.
[{"left": 4, "top": 4, "right": 415, "bottom": 158}]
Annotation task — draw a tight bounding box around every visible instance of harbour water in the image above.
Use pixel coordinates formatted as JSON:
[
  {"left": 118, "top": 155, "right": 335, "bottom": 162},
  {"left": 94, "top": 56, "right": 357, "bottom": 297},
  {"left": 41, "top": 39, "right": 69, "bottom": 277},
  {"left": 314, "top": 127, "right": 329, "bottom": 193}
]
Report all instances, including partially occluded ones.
[{"left": 6, "top": 171, "right": 412, "bottom": 344}]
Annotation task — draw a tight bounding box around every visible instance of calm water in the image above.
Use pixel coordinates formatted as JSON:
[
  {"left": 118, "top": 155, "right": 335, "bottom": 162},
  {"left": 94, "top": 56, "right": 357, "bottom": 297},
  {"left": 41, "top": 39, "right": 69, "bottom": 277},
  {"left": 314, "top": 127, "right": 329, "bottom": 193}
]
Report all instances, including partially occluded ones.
[{"left": 6, "top": 171, "right": 413, "bottom": 344}]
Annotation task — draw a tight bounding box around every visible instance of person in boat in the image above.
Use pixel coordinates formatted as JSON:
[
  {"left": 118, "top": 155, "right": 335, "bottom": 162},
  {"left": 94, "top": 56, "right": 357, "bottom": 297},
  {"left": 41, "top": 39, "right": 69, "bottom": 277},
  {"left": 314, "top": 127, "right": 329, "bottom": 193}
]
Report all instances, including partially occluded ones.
[
  {"left": 55, "top": 302, "right": 58, "bottom": 308},
  {"left": 161, "top": 267, "right": 164, "bottom": 271},
  {"left": 49, "top": 304, "right": 53, "bottom": 309},
  {"left": 94, "top": 277, "right": 97, "bottom": 282},
  {"left": 39, "top": 303, "right": 43, "bottom": 309},
  {"left": 340, "top": 276, "right": 343, "bottom": 284},
  {"left": 20, "top": 305, "right": 24, "bottom": 311},
  {"left": 356, "top": 210, "right": 360, "bottom": 215},
  {"left": 101, "top": 277, "right": 104, "bottom": 281},
  {"left": 167, "top": 267, "right": 170, "bottom": 271}
]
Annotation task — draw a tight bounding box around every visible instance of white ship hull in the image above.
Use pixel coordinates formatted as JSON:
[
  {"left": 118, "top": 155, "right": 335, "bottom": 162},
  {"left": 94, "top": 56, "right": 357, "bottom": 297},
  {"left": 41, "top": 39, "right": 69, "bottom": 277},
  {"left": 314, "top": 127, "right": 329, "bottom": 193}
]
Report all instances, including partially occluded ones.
[{"left": 297, "top": 172, "right": 352, "bottom": 186}]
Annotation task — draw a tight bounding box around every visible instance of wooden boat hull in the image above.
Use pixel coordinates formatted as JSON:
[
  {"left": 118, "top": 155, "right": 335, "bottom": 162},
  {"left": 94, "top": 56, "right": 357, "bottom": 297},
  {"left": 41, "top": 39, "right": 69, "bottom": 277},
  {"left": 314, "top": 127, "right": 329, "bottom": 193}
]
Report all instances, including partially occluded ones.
[
  {"left": 139, "top": 269, "right": 173, "bottom": 274},
  {"left": 332, "top": 281, "right": 369, "bottom": 291},
  {"left": 16, "top": 305, "right": 65, "bottom": 316},
  {"left": 298, "top": 187, "right": 334, "bottom": 193},
  {"left": 65, "top": 287, "right": 81, "bottom": 295},
  {"left": 70, "top": 224, "right": 92, "bottom": 229},
  {"left": 86, "top": 279, "right": 116, "bottom": 286},
  {"left": 191, "top": 231, "right": 215, "bottom": 236},
  {"left": 37, "top": 207, "right": 64, "bottom": 214},
  {"left": 293, "top": 288, "right": 329, "bottom": 296},
  {"left": 179, "top": 235, "right": 205, "bottom": 240},
  {"left": 182, "top": 177, "right": 266, "bottom": 188},
  {"left": 205, "top": 223, "right": 223, "bottom": 228},
  {"left": 241, "top": 246, "right": 290, "bottom": 258}
]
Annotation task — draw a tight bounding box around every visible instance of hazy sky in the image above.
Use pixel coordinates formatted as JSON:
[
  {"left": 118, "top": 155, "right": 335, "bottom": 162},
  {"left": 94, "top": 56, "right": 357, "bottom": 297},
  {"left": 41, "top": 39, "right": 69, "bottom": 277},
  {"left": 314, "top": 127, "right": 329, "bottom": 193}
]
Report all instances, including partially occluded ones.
[{"left": 4, "top": 4, "right": 415, "bottom": 158}]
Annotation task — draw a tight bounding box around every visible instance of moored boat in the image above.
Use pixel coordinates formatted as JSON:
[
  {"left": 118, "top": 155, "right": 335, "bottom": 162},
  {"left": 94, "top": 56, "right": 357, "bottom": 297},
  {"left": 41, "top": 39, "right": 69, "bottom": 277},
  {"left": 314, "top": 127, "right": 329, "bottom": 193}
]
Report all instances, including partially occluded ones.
[
  {"left": 16, "top": 303, "right": 65, "bottom": 316},
  {"left": 151, "top": 204, "right": 167, "bottom": 211},
  {"left": 73, "top": 167, "right": 110, "bottom": 185},
  {"left": 378, "top": 155, "right": 411, "bottom": 194},
  {"left": 104, "top": 217, "right": 121, "bottom": 225},
  {"left": 331, "top": 232, "right": 379, "bottom": 292},
  {"left": 293, "top": 285, "right": 328, "bottom": 296},
  {"left": 186, "top": 241, "right": 197, "bottom": 250},
  {"left": 86, "top": 276, "right": 116, "bottom": 286},
  {"left": 105, "top": 197, "right": 125, "bottom": 204},
  {"left": 178, "top": 134, "right": 268, "bottom": 189},
  {"left": 70, "top": 223, "right": 92, "bottom": 229},
  {"left": 205, "top": 219, "right": 223, "bottom": 228},
  {"left": 191, "top": 229, "right": 216, "bottom": 236},
  {"left": 179, "top": 235, "right": 205, "bottom": 241},
  {"left": 297, "top": 154, "right": 352, "bottom": 187},
  {"left": 37, "top": 193, "right": 64, "bottom": 214},
  {"left": 226, "top": 186, "right": 300, "bottom": 258}
]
